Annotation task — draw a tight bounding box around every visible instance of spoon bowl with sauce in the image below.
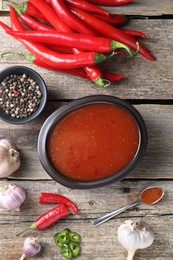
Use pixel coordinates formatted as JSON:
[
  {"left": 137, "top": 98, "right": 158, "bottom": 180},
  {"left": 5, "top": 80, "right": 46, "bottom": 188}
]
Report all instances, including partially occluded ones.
[{"left": 92, "top": 186, "right": 164, "bottom": 226}]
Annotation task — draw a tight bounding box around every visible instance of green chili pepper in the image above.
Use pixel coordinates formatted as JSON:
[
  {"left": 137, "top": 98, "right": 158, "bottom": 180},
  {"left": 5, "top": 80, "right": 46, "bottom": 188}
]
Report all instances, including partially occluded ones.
[
  {"left": 54, "top": 228, "right": 81, "bottom": 259},
  {"left": 61, "top": 247, "right": 73, "bottom": 260},
  {"left": 69, "top": 242, "right": 81, "bottom": 258},
  {"left": 54, "top": 228, "right": 71, "bottom": 246},
  {"left": 69, "top": 232, "right": 81, "bottom": 243}
]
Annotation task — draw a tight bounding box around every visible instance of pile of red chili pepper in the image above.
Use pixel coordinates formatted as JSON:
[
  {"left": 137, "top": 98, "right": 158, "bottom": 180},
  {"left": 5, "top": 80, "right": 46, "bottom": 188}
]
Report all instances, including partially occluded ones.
[{"left": 0, "top": 0, "right": 156, "bottom": 87}]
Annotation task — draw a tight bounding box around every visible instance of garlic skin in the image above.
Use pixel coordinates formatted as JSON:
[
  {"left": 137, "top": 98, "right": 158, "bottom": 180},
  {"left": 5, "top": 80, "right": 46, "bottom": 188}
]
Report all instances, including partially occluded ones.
[
  {"left": 0, "top": 139, "right": 21, "bottom": 178},
  {"left": 20, "top": 237, "right": 41, "bottom": 260},
  {"left": 0, "top": 184, "right": 26, "bottom": 210},
  {"left": 118, "top": 219, "right": 154, "bottom": 260}
]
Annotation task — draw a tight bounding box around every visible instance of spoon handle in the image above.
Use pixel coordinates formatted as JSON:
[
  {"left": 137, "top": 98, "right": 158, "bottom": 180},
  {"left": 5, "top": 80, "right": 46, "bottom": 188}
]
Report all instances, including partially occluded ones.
[{"left": 92, "top": 199, "right": 141, "bottom": 227}]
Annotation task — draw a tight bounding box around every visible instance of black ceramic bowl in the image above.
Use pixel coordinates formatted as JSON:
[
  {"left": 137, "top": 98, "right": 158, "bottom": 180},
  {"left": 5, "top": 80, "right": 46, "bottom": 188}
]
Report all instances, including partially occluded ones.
[
  {"left": 0, "top": 66, "right": 47, "bottom": 124},
  {"left": 38, "top": 95, "right": 148, "bottom": 189}
]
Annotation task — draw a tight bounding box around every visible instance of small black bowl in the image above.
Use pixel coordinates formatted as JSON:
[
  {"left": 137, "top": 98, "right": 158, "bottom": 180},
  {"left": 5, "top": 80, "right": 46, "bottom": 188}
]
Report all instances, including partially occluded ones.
[
  {"left": 0, "top": 66, "right": 47, "bottom": 124},
  {"left": 38, "top": 95, "right": 148, "bottom": 189}
]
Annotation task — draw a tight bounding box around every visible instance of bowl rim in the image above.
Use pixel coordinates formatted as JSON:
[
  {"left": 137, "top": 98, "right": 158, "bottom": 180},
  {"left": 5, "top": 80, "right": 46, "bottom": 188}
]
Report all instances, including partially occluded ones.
[
  {"left": 0, "top": 65, "right": 47, "bottom": 124},
  {"left": 38, "top": 95, "right": 148, "bottom": 189}
]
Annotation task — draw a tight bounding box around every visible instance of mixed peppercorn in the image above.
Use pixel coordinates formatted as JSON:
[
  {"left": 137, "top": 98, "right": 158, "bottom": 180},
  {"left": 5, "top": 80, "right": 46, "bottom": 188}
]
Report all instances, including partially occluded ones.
[{"left": 0, "top": 74, "right": 42, "bottom": 118}]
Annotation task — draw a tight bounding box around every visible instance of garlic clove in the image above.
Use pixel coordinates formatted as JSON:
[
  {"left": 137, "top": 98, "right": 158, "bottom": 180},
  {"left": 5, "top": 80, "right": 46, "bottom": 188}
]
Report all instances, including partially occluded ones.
[
  {"left": 0, "top": 139, "right": 21, "bottom": 178},
  {"left": 0, "top": 184, "right": 26, "bottom": 210},
  {"left": 20, "top": 237, "right": 41, "bottom": 260}
]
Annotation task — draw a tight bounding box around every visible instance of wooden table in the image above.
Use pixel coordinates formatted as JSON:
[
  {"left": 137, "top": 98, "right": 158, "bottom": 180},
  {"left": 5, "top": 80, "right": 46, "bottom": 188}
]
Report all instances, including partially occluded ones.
[{"left": 0, "top": 1, "right": 173, "bottom": 259}]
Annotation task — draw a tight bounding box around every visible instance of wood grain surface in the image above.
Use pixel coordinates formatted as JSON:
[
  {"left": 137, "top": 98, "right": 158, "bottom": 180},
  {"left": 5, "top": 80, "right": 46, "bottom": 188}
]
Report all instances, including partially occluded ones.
[
  {"left": 1, "top": 17, "right": 173, "bottom": 100},
  {"left": 0, "top": 1, "right": 173, "bottom": 259}
]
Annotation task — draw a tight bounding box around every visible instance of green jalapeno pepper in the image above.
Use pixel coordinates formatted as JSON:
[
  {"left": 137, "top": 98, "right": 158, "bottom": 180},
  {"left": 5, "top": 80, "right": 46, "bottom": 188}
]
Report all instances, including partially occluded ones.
[
  {"left": 61, "top": 247, "right": 73, "bottom": 260},
  {"left": 69, "top": 232, "right": 81, "bottom": 243},
  {"left": 54, "top": 228, "right": 71, "bottom": 246},
  {"left": 69, "top": 242, "right": 81, "bottom": 258},
  {"left": 54, "top": 228, "right": 81, "bottom": 259}
]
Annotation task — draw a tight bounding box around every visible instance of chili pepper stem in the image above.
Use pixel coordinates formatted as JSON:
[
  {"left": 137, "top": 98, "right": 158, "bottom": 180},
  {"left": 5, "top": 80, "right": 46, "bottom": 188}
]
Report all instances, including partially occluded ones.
[
  {"left": 111, "top": 41, "right": 137, "bottom": 57},
  {"left": 93, "top": 77, "right": 106, "bottom": 87},
  {"left": 1, "top": 51, "right": 34, "bottom": 62},
  {"left": 134, "top": 42, "right": 140, "bottom": 56},
  {"left": 95, "top": 53, "right": 106, "bottom": 64},
  {"left": 15, "top": 223, "right": 37, "bottom": 236},
  {"left": 102, "top": 79, "right": 111, "bottom": 88}
]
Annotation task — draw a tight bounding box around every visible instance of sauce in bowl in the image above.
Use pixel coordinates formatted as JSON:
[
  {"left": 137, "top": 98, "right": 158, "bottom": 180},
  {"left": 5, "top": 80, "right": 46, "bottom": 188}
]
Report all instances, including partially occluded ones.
[{"left": 47, "top": 103, "right": 140, "bottom": 182}]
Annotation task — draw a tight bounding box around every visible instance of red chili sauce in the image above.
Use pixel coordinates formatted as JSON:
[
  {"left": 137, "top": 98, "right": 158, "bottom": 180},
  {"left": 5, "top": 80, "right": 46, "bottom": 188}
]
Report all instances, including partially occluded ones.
[{"left": 47, "top": 103, "right": 139, "bottom": 181}]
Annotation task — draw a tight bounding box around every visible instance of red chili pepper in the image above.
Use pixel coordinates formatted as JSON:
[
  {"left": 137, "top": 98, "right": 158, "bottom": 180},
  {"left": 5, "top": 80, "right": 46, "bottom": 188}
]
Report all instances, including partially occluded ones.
[
  {"left": 34, "top": 58, "right": 89, "bottom": 78},
  {"left": 49, "top": 0, "right": 95, "bottom": 35},
  {"left": 29, "top": 0, "right": 105, "bottom": 86},
  {"left": 36, "top": 59, "right": 124, "bottom": 83},
  {"left": 70, "top": 6, "right": 156, "bottom": 61},
  {"left": 28, "top": 0, "right": 72, "bottom": 32},
  {"left": 92, "top": 13, "right": 127, "bottom": 26},
  {"left": 27, "top": 55, "right": 124, "bottom": 83},
  {"left": 102, "top": 71, "right": 124, "bottom": 82},
  {"left": 8, "top": 1, "right": 48, "bottom": 22},
  {"left": 47, "top": 45, "right": 74, "bottom": 54},
  {"left": 19, "top": 13, "right": 55, "bottom": 31},
  {"left": 86, "top": 0, "right": 133, "bottom": 6},
  {"left": 64, "top": 0, "right": 108, "bottom": 16},
  {"left": 0, "top": 49, "right": 124, "bottom": 83},
  {"left": 7, "top": 8, "right": 106, "bottom": 69},
  {"left": 8, "top": 30, "right": 134, "bottom": 54},
  {"left": 39, "top": 193, "right": 78, "bottom": 214},
  {"left": 16, "top": 203, "right": 70, "bottom": 236},
  {"left": 122, "top": 29, "right": 146, "bottom": 39}
]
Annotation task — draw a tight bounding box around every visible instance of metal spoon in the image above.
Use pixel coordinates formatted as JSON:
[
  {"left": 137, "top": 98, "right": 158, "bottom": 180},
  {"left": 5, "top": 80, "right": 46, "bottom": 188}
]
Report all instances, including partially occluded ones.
[{"left": 92, "top": 186, "right": 164, "bottom": 227}]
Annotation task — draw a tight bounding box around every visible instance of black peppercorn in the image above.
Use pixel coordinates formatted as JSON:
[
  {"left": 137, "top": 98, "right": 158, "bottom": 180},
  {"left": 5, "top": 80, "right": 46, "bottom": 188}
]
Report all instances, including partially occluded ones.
[{"left": 0, "top": 74, "right": 42, "bottom": 119}]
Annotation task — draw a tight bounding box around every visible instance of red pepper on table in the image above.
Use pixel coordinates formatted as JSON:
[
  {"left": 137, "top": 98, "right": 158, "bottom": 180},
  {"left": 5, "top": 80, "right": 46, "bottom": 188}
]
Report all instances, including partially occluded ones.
[
  {"left": 28, "top": 0, "right": 106, "bottom": 86},
  {"left": 8, "top": 30, "right": 135, "bottom": 54},
  {"left": 49, "top": 0, "right": 96, "bottom": 35},
  {"left": 0, "top": 49, "right": 124, "bottom": 83},
  {"left": 28, "top": 0, "right": 72, "bottom": 32},
  {"left": 0, "top": 19, "right": 105, "bottom": 86},
  {"left": 7, "top": 1, "right": 48, "bottom": 22},
  {"left": 30, "top": 56, "right": 125, "bottom": 83},
  {"left": 86, "top": 0, "right": 133, "bottom": 6},
  {"left": 92, "top": 13, "right": 127, "bottom": 26},
  {"left": 70, "top": 6, "right": 156, "bottom": 61},
  {"left": 6, "top": 8, "right": 106, "bottom": 69},
  {"left": 39, "top": 193, "right": 78, "bottom": 214},
  {"left": 64, "top": 0, "right": 108, "bottom": 16},
  {"left": 16, "top": 203, "right": 70, "bottom": 236},
  {"left": 18, "top": 13, "right": 55, "bottom": 31},
  {"left": 122, "top": 29, "right": 146, "bottom": 39}
]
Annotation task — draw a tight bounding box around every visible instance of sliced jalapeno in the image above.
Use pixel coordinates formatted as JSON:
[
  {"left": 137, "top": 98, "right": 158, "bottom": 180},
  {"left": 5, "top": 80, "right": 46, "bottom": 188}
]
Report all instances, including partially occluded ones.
[
  {"left": 54, "top": 228, "right": 70, "bottom": 245},
  {"left": 69, "top": 232, "right": 81, "bottom": 243},
  {"left": 69, "top": 242, "right": 81, "bottom": 258},
  {"left": 61, "top": 247, "right": 73, "bottom": 260}
]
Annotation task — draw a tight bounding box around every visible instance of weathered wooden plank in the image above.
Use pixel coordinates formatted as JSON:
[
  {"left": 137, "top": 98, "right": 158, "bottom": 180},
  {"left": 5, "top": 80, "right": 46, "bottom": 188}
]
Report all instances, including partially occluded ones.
[
  {"left": 105, "top": 0, "right": 173, "bottom": 15},
  {"left": 0, "top": 180, "right": 171, "bottom": 217},
  {"left": 0, "top": 216, "right": 173, "bottom": 260},
  {"left": 1, "top": 18, "right": 173, "bottom": 100},
  {"left": 1, "top": 0, "right": 173, "bottom": 15},
  {"left": 0, "top": 180, "right": 172, "bottom": 260},
  {"left": 0, "top": 103, "right": 172, "bottom": 180}
]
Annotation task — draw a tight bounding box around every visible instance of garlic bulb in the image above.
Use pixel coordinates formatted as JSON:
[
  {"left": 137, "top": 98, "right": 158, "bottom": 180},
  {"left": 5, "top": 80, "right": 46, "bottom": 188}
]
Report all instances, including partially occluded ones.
[
  {"left": 0, "top": 184, "right": 26, "bottom": 210},
  {"left": 118, "top": 219, "right": 154, "bottom": 260},
  {"left": 0, "top": 139, "right": 21, "bottom": 178},
  {"left": 20, "top": 236, "right": 41, "bottom": 260}
]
